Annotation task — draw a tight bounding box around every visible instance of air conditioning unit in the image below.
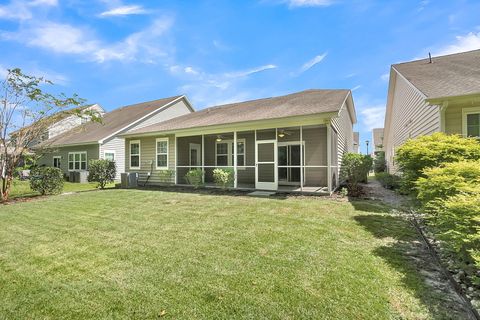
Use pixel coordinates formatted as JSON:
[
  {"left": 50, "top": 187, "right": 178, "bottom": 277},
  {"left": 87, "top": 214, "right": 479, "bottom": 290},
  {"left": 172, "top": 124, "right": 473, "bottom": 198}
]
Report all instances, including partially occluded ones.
[
  {"left": 121, "top": 172, "right": 138, "bottom": 188},
  {"left": 69, "top": 171, "right": 76, "bottom": 182},
  {"left": 77, "top": 171, "right": 89, "bottom": 183}
]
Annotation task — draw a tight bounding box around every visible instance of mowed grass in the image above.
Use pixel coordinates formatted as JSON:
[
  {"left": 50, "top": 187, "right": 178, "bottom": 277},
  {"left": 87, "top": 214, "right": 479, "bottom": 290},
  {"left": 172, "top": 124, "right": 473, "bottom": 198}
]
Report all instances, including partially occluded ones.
[{"left": 0, "top": 190, "right": 450, "bottom": 319}]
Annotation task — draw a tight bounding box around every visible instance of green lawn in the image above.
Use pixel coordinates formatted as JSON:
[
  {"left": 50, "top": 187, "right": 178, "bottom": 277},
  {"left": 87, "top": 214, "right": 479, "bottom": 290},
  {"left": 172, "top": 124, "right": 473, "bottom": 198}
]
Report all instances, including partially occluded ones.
[
  {"left": 0, "top": 190, "right": 455, "bottom": 319},
  {"left": 6, "top": 179, "right": 111, "bottom": 199}
]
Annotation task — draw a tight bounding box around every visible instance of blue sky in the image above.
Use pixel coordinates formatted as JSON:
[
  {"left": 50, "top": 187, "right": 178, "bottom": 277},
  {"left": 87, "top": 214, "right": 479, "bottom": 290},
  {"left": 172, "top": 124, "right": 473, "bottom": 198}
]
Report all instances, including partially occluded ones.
[{"left": 1, "top": 0, "right": 480, "bottom": 153}]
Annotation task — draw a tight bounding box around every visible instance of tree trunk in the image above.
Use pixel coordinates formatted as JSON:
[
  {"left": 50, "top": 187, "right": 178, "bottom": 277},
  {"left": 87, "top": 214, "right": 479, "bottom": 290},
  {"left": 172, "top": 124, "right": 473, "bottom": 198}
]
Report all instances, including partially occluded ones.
[{"left": 1, "top": 174, "right": 12, "bottom": 202}]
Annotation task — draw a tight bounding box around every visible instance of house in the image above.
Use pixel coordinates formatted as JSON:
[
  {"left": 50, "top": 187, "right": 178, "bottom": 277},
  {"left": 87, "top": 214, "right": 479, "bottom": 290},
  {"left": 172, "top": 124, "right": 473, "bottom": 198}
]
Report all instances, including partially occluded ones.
[
  {"left": 383, "top": 49, "right": 480, "bottom": 171},
  {"left": 353, "top": 132, "right": 359, "bottom": 153},
  {"left": 121, "top": 89, "right": 356, "bottom": 194},
  {"left": 372, "top": 128, "right": 384, "bottom": 154},
  {"left": 37, "top": 95, "right": 194, "bottom": 180}
]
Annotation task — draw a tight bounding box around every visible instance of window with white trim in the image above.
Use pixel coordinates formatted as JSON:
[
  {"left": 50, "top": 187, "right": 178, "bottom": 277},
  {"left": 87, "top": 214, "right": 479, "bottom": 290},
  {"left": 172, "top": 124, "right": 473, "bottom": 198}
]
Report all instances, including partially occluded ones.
[
  {"left": 68, "top": 152, "right": 87, "bottom": 171},
  {"left": 130, "top": 140, "right": 140, "bottom": 169},
  {"left": 215, "top": 139, "right": 245, "bottom": 166},
  {"left": 104, "top": 151, "right": 115, "bottom": 161},
  {"left": 53, "top": 156, "right": 61, "bottom": 169},
  {"left": 466, "top": 112, "right": 480, "bottom": 137},
  {"left": 156, "top": 138, "right": 169, "bottom": 169}
]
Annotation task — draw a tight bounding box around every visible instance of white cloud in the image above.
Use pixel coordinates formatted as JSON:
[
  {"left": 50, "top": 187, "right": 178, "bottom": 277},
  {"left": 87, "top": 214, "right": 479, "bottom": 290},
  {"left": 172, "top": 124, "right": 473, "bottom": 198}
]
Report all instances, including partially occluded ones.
[
  {"left": 100, "top": 5, "right": 147, "bottom": 17},
  {"left": 224, "top": 64, "right": 277, "bottom": 78},
  {"left": 184, "top": 66, "right": 199, "bottom": 75},
  {"left": 434, "top": 32, "right": 480, "bottom": 56},
  {"left": 380, "top": 72, "right": 390, "bottom": 81},
  {"left": 299, "top": 52, "right": 327, "bottom": 73},
  {"left": 352, "top": 85, "right": 362, "bottom": 91},
  {"left": 1, "top": 18, "right": 174, "bottom": 64},
  {"left": 287, "top": 0, "right": 334, "bottom": 7},
  {"left": 360, "top": 105, "right": 386, "bottom": 131},
  {"left": 0, "top": 0, "right": 57, "bottom": 20}
]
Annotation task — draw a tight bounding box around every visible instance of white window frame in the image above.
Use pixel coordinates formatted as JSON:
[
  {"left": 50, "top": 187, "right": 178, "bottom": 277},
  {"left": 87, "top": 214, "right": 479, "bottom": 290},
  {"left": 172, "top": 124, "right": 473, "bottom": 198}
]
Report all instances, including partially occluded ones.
[
  {"left": 104, "top": 150, "right": 116, "bottom": 161},
  {"left": 215, "top": 139, "right": 246, "bottom": 167},
  {"left": 130, "top": 140, "right": 141, "bottom": 170},
  {"left": 68, "top": 151, "right": 87, "bottom": 172},
  {"left": 156, "top": 137, "right": 169, "bottom": 170},
  {"left": 462, "top": 106, "right": 480, "bottom": 137},
  {"left": 53, "top": 156, "right": 61, "bottom": 169}
]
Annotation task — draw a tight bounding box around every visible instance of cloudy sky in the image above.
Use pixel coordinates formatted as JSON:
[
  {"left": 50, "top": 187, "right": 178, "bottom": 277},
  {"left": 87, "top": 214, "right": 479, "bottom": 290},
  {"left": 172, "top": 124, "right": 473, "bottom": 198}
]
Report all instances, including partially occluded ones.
[{"left": 1, "top": 0, "right": 480, "bottom": 152}]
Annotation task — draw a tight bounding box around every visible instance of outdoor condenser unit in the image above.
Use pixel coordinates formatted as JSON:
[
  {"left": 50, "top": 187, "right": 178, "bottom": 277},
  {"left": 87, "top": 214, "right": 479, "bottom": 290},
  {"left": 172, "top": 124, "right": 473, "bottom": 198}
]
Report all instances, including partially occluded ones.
[{"left": 121, "top": 172, "right": 138, "bottom": 188}]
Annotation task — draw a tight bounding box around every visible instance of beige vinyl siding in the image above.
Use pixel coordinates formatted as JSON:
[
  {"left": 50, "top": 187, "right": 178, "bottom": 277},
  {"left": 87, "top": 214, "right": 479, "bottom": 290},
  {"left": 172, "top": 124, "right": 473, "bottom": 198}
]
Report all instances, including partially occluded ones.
[
  {"left": 444, "top": 100, "right": 480, "bottom": 135},
  {"left": 331, "top": 101, "right": 354, "bottom": 186},
  {"left": 126, "top": 100, "right": 192, "bottom": 132},
  {"left": 37, "top": 144, "right": 100, "bottom": 176},
  {"left": 125, "top": 135, "right": 175, "bottom": 184},
  {"left": 100, "top": 137, "right": 125, "bottom": 180},
  {"left": 384, "top": 71, "right": 440, "bottom": 172}
]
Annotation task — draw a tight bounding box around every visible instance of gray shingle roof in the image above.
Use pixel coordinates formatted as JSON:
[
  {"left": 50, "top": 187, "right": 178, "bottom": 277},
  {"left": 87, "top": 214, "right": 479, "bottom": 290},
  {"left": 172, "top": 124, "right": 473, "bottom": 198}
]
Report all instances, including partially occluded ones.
[
  {"left": 42, "top": 95, "right": 181, "bottom": 146},
  {"left": 393, "top": 49, "right": 480, "bottom": 99},
  {"left": 127, "top": 89, "right": 351, "bottom": 135}
]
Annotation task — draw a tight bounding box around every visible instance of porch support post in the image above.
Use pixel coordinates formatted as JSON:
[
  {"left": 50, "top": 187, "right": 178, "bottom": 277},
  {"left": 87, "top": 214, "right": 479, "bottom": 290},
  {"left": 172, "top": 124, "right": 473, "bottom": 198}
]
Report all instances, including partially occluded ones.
[
  {"left": 174, "top": 134, "right": 178, "bottom": 185},
  {"left": 327, "top": 122, "right": 332, "bottom": 194},
  {"left": 254, "top": 130, "right": 257, "bottom": 189},
  {"left": 233, "top": 131, "right": 238, "bottom": 189},
  {"left": 201, "top": 134, "right": 205, "bottom": 184},
  {"left": 300, "top": 126, "right": 303, "bottom": 192}
]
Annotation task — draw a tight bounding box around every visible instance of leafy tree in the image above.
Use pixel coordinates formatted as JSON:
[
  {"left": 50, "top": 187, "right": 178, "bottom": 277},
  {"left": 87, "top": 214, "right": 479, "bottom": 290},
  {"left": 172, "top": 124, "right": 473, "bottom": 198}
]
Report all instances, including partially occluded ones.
[
  {"left": 30, "top": 166, "right": 64, "bottom": 195},
  {"left": 373, "top": 151, "right": 386, "bottom": 173},
  {"left": 340, "top": 153, "right": 372, "bottom": 196},
  {"left": 88, "top": 159, "right": 116, "bottom": 189},
  {"left": 0, "top": 68, "right": 98, "bottom": 202}
]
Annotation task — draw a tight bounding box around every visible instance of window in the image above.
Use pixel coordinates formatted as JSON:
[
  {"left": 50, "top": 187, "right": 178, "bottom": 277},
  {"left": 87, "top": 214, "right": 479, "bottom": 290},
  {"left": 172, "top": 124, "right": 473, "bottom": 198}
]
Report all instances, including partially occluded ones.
[
  {"left": 53, "top": 156, "right": 61, "bottom": 169},
  {"left": 463, "top": 107, "right": 480, "bottom": 138},
  {"left": 104, "top": 151, "right": 115, "bottom": 161},
  {"left": 68, "top": 152, "right": 87, "bottom": 171},
  {"left": 130, "top": 140, "right": 140, "bottom": 169},
  {"left": 215, "top": 139, "right": 246, "bottom": 166},
  {"left": 156, "top": 138, "right": 169, "bottom": 169}
]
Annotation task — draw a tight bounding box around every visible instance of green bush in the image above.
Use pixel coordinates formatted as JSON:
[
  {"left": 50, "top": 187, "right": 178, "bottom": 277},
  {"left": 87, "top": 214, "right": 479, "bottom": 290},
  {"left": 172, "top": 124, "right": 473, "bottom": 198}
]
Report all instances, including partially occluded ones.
[
  {"left": 185, "top": 169, "right": 203, "bottom": 188},
  {"left": 87, "top": 160, "right": 116, "bottom": 189},
  {"left": 158, "top": 169, "right": 175, "bottom": 184},
  {"left": 416, "top": 160, "right": 480, "bottom": 205},
  {"left": 340, "top": 153, "right": 372, "bottom": 196},
  {"left": 30, "top": 166, "right": 64, "bottom": 195},
  {"left": 375, "top": 172, "right": 401, "bottom": 190},
  {"left": 373, "top": 151, "right": 386, "bottom": 173},
  {"left": 213, "top": 168, "right": 234, "bottom": 189},
  {"left": 425, "top": 193, "right": 480, "bottom": 269},
  {"left": 396, "top": 133, "right": 480, "bottom": 193}
]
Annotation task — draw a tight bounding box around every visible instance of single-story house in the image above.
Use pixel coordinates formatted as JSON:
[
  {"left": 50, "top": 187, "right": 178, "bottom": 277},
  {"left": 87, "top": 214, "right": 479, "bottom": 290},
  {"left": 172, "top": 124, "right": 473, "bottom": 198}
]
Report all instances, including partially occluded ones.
[
  {"left": 37, "top": 95, "right": 194, "bottom": 180},
  {"left": 383, "top": 49, "right": 480, "bottom": 172},
  {"left": 121, "top": 89, "right": 357, "bottom": 194}
]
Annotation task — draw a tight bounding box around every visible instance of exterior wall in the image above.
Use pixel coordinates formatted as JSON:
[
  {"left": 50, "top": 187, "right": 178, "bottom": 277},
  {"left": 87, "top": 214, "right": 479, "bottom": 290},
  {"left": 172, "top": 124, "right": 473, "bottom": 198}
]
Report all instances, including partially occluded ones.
[
  {"left": 100, "top": 137, "right": 125, "bottom": 180},
  {"left": 444, "top": 100, "right": 480, "bottom": 135},
  {"left": 125, "top": 135, "right": 175, "bottom": 184},
  {"left": 372, "top": 128, "right": 384, "bottom": 153},
  {"left": 126, "top": 100, "right": 192, "bottom": 132},
  {"left": 384, "top": 71, "right": 440, "bottom": 172},
  {"left": 48, "top": 104, "right": 105, "bottom": 139},
  {"left": 37, "top": 144, "right": 100, "bottom": 176},
  {"left": 331, "top": 102, "right": 354, "bottom": 186}
]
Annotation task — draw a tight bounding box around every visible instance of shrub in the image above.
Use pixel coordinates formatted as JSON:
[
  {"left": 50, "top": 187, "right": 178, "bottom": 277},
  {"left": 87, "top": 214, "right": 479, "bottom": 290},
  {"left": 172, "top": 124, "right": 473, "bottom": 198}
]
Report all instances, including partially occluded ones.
[
  {"left": 340, "top": 153, "right": 372, "bottom": 196},
  {"left": 185, "top": 169, "right": 203, "bottom": 188},
  {"left": 396, "top": 133, "right": 480, "bottom": 193},
  {"left": 416, "top": 160, "right": 480, "bottom": 205},
  {"left": 375, "top": 172, "right": 401, "bottom": 190},
  {"left": 30, "top": 166, "right": 64, "bottom": 195},
  {"left": 425, "top": 193, "right": 480, "bottom": 269},
  {"left": 88, "top": 160, "right": 116, "bottom": 189},
  {"left": 158, "top": 169, "right": 175, "bottom": 184},
  {"left": 373, "top": 151, "right": 386, "bottom": 173},
  {"left": 213, "top": 168, "right": 234, "bottom": 189}
]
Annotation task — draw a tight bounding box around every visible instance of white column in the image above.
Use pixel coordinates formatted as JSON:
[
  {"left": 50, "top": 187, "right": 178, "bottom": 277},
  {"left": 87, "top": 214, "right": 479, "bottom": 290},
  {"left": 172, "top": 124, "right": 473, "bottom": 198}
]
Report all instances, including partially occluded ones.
[
  {"left": 300, "top": 126, "right": 303, "bottom": 192},
  {"left": 233, "top": 131, "right": 237, "bottom": 188},
  {"left": 201, "top": 134, "right": 205, "bottom": 184},
  {"left": 174, "top": 134, "right": 178, "bottom": 185},
  {"left": 254, "top": 130, "right": 257, "bottom": 189},
  {"left": 327, "top": 123, "right": 332, "bottom": 193}
]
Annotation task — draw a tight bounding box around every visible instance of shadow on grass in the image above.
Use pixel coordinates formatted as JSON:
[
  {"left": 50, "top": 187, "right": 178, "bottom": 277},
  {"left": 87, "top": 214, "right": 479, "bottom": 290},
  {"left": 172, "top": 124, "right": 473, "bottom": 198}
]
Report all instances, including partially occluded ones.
[
  {"left": 349, "top": 199, "right": 391, "bottom": 213},
  {"left": 354, "top": 214, "right": 470, "bottom": 319}
]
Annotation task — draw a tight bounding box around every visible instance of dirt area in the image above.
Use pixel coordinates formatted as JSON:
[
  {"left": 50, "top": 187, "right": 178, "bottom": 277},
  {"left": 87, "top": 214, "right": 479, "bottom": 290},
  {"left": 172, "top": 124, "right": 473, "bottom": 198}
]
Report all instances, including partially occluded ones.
[{"left": 361, "top": 179, "right": 478, "bottom": 320}]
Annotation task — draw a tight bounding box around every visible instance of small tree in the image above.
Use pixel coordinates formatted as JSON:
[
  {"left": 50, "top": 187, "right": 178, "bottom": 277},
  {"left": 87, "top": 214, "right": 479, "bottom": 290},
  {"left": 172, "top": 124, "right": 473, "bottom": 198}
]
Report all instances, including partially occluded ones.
[
  {"left": 88, "top": 159, "right": 116, "bottom": 189},
  {"left": 1, "top": 68, "right": 99, "bottom": 202},
  {"left": 30, "top": 166, "right": 64, "bottom": 195},
  {"left": 340, "top": 153, "right": 371, "bottom": 196},
  {"left": 373, "top": 151, "right": 386, "bottom": 173}
]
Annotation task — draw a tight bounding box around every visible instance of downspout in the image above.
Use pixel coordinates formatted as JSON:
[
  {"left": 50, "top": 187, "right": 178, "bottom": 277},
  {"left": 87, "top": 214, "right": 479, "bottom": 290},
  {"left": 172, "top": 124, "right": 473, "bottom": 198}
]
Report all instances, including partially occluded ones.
[{"left": 143, "top": 160, "right": 154, "bottom": 187}]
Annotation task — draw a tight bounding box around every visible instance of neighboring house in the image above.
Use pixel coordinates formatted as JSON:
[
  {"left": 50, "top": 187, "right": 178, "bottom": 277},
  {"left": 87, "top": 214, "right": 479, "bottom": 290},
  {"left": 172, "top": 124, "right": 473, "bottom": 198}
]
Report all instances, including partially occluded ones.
[
  {"left": 121, "top": 89, "right": 357, "bottom": 194},
  {"left": 372, "top": 128, "right": 384, "bottom": 154},
  {"left": 383, "top": 49, "right": 480, "bottom": 172},
  {"left": 37, "top": 95, "right": 194, "bottom": 180},
  {"left": 353, "top": 132, "right": 359, "bottom": 153}
]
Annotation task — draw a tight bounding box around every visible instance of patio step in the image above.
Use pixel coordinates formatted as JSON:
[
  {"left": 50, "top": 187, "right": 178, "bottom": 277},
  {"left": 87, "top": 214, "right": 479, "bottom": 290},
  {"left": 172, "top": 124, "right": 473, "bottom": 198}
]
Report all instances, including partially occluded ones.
[{"left": 247, "top": 191, "right": 276, "bottom": 197}]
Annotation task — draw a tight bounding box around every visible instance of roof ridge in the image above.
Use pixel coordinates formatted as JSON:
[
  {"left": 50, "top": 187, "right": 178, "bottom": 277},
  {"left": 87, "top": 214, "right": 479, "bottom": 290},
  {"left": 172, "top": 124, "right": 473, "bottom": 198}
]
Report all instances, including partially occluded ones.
[
  {"left": 394, "top": 48, "right": 480, "bottom": 66},
  {"left": 108, "top": 95, "right": 182, "bottom": 114}
]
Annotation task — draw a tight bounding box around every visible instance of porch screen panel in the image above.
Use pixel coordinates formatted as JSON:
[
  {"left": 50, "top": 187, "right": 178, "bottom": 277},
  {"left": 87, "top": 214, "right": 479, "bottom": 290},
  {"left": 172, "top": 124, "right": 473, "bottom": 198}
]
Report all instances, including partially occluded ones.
[
  {"left": 258, "top": 164, "right": 275, "bottom": 182},
  {"left": 257, "top": 143, "right": 274, "bottom": 162}
]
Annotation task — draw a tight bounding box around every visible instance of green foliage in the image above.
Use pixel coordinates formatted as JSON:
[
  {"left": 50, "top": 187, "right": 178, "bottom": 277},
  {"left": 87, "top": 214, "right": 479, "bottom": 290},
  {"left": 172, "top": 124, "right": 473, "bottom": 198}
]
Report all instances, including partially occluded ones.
[
  {"left": 185, "top": 169, "right": 203, "bottom": 188},
  {"left": 158, "top": 169, "right": 175, "bottom": 184},
  {"left": 375, "top": 172, "right": 401, "bottom": 190},
  {"left": 213, "top": 168, "right": 234, "bottom": 189},
  {"left": 30, "top": 166, "right": 64, "bottom": 195},
  {"left": 425, "top": 193, "right": 480, "bottom": 269},
  {"left": 373, "top": 151, "right": 386, "bottom": 173},
  {"left": 396, "top": 133, "right": 480, "bottom": 193},
  {"left": 88, "top": 160, "right": 116, "bottom": 189},
  {"left": 340, "top": 153, "right": 372, "bottom": 196},
  {"left": 416, "top": 160, "right": 480, "bottom": 205}
]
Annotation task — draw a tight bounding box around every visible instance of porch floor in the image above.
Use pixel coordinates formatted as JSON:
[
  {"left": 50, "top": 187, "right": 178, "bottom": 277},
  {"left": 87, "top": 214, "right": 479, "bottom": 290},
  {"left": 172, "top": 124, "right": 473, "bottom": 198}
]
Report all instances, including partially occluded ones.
[{"left": 277, "top": 185, "right": 330, "bottom": 195}]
